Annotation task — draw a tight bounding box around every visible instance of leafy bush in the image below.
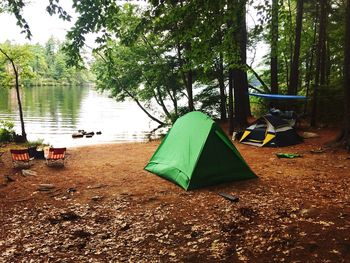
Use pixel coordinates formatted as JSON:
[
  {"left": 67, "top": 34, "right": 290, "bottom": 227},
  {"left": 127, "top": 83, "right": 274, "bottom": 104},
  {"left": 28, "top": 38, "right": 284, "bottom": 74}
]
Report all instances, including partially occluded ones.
[
  {"left": 0, "top": 120, "right": 14, "bottom": 142},
  {"left": 25, "top": 138, "right": 48, "bottom": 148}
]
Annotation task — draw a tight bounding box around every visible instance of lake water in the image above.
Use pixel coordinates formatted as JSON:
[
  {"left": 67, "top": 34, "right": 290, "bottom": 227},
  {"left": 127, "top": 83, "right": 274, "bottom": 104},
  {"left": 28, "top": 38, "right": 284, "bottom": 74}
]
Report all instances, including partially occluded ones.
[{"left": 0, "top": 85, "right": 161, "bottom": 147}]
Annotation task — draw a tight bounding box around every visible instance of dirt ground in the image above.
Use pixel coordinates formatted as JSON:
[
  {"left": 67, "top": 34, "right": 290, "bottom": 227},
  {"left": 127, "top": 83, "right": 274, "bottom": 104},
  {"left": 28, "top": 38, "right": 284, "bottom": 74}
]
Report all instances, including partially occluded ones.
[{"left": 0, "top": 128, "right": 349, "bottom": 262}]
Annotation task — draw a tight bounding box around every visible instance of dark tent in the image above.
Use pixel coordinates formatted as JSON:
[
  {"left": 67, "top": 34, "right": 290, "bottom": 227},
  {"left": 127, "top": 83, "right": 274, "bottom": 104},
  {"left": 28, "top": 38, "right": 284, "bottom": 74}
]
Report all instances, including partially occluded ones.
[
  {"left": 144, "top": 111, "right": 257, "bottom": 190},
  {"left": 239, "top": 114, "right": 303, "bottom": 147}
]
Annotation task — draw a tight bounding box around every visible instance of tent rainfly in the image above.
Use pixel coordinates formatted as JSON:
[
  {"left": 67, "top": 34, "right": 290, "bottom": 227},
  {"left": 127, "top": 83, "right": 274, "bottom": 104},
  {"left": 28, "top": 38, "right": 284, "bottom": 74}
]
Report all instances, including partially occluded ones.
[
  {"left": 144, "top": 111, "right": 257, "bottom": 190},
  {"left": 239, "top": 114, "right": 303, "bottom": 147}
]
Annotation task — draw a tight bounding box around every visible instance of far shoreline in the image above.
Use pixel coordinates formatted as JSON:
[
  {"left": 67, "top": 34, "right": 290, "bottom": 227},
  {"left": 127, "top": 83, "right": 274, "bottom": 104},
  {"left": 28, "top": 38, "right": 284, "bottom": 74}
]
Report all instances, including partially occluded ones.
[{"left": 68, "top": 139, "right": 161, "bottom": 149}]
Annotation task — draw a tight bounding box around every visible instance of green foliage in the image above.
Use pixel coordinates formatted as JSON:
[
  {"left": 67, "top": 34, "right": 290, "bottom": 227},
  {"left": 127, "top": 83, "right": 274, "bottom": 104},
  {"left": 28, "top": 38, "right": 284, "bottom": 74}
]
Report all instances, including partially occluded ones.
[
  {"left": 250, "top": 97, "right": 269, "bottom": 117},
  {"left": 89, "top": 2, "right": 252, "bottom": 123},
  {"left": 2, "top": 0, "right": 349, "bottom": 127},
  {"left": 312, "top": 82, "right": 344, "bottom": 123},
  {"left": 0, "top": 119, "right": 14, "bottom": 142},
  {"left": 195, "top": 86, "right": 222, "bottom": 119},
  {"left": 0, "top": 38, "right": 93, "bottom": 87},
  {"left": 0, "top": 42, "right": 35, "bottom": 86},
  {"left": 91, "top": 5, "right": 187, "bottom": 124},
  {"left": 25, "top": 138, "right": 48, "bottom": 148},
  {"left": 4, "top": 0, "right": 345, "bottom": 125},
  {"left": 63, "top": 0, "right": 121, "bottom": 66},
  {"left": 254, "top": 0, "right": 347, "bottom": 121}
]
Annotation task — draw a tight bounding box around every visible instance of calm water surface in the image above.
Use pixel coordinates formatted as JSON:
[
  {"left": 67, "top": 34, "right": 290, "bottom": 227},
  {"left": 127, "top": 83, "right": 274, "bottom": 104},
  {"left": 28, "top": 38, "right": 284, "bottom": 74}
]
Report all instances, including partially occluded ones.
[{"left": 0, "top": 86, "right": 160, "bottom": 147}]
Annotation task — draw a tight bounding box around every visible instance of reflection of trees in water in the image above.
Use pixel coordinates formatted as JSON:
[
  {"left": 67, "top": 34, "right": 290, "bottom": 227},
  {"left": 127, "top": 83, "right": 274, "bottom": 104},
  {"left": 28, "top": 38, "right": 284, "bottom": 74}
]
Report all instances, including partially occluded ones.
[
  {"left": 0, "top": 88, "right": 10, "bottom": 112},
  {"left": 0, "top": 86, "right": 87, "bottom": 126}
]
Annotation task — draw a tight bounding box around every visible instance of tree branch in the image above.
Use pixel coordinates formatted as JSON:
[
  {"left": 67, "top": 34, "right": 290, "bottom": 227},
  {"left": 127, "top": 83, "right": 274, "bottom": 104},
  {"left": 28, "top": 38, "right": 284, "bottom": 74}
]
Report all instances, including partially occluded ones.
[
  {"left": 92, "top": 47, "right": 166, "bottom": 126},
  {"left": 246, "top": 64, "right": 271, "bottom": 93}
]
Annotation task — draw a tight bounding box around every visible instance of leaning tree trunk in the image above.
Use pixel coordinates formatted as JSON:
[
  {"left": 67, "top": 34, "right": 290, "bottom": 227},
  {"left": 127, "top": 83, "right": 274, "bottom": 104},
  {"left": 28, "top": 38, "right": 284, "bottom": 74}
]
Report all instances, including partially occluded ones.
[
  {"left": 14, "top": 66, "right": 27, "bottom": 141},
  {"left": 0, "top": 47, "right": 27, "bottom": 142},
  {"left": 288, "top": 0, "right": 304, "bottom": 95}
]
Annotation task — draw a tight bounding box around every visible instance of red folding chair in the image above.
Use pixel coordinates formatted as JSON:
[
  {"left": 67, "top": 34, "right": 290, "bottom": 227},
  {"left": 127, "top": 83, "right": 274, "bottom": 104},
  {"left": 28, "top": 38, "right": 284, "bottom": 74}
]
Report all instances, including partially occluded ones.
[
  {"left": 46, "top": 147, "right": 66, "bottom": 167},
  {"left": 10, "top": 149, "right": 33, "bottom": 168}
]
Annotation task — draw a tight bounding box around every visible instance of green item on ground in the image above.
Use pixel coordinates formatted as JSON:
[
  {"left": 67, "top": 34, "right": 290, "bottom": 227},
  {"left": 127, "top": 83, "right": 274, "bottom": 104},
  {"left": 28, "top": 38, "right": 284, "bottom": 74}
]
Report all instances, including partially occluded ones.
[
  {"left": 144, "top": 111, "right": 257, "bottom": 190},
  {"left": 276, "top": 153, "right": 302, "bottom": 158}
]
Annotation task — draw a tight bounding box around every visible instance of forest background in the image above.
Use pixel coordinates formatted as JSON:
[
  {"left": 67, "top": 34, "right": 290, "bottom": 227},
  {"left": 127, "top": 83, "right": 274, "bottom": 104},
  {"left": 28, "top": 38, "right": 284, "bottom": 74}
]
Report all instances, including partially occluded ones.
[{"left": 1, "top": 0, "right": 350, "bottom": 147}]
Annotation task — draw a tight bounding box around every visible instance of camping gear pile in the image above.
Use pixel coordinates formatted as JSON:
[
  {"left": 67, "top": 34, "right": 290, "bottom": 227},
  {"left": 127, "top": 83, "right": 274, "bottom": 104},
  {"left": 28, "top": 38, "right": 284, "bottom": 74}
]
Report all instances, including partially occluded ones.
[{"left": 239, "top": 114, "right": 303, "bottom": 147}]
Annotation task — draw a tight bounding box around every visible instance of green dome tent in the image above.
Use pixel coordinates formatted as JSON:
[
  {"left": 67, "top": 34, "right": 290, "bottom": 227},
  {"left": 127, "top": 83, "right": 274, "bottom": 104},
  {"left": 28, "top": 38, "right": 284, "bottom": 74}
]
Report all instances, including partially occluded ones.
[{"left": 144, "top": 111, "right": 257, "bottom": 190}]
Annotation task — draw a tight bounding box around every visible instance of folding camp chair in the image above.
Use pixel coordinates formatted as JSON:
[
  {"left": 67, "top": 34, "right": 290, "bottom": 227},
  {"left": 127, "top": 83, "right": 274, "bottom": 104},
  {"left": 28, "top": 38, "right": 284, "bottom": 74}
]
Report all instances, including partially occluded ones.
[
  {"left": 10, "top": 149, "right": 33, "bottom": 168},
  {"left": 46, "top": 147, "right": 66, "bottom": 167}
]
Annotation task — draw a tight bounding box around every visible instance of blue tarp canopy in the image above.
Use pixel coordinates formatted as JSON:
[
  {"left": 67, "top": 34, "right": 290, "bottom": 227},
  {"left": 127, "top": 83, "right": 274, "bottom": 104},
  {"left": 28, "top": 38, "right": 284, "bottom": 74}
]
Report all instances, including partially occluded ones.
[{"left": 249, "top": 93, "right": 307, "bottom": 100}]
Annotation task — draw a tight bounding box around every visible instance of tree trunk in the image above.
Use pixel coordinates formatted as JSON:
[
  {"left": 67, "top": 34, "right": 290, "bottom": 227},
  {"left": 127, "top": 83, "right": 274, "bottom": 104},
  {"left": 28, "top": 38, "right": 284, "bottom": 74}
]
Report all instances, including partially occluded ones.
[
  {"left": 283, "top": 52, "right": 290, "bottom": 88},
  {"left": 311, "top": 0, "right": 327, "bottom": 127},
  {"left": 112, "top": 77, "right": 166, "bottom": 126},
  {"left": 143, "top": 74, "right": 172, "bottom": 120},
  {"left": 226, "top": 0, "right": 249, "bottom": 132},
  {"left": 14, "top": 66, "right": 27, "bottom": 141},
  {"left": 240, "top": 0, "right": 251, "bottom": 118},
  {"left": 287, "top": 0, "right": 294, "bottom": 71},
  {"left": 186, "top": 69, "right": 194, "bottom": 111},
  {"left": 172, "top": 86, "right": 178, "bottom": 120},
  {"left": 176, "top": 42, "right": 194, "bottom": 112},
  {"left": 319, "top": 1, "right": 327, "bottom": 88},
  {"left": 311, "top": 44, "right": 321, "bottom": 127},
  {"left": 337, "top": 0, "right": 350, "bottom": 149},
  {"left": 233, "top": 0, "right": 249, "bottom": 128},
  {"left": 227, "top": 0, "right": 235, "bottom": 134},
  {"left": 288, "top": 0, "right": 304, "bottom": 95},
  {"left": 96, "top": 48, "right": 168, "bottom": 125},
  {"left": 304, "top": 9, "right": 318, "bottom": 114},
  {"left": 140, "top": 34, "right": 179, "bottom": 119},
  {"left": 228, "top": 69, "right": 234, "bottom": 135},
  {"left": 246, "top": 64, "right": 271, "bottom": 93},
  {"left": 325, "top": 40, "right": 331, "bottom": 86},
  {"left": 233, "top": 69, "right": 248, "bottom": 129},
  {"left": 0, "top": 48, "right": 27, "bottom": 142},
  {"left": 270, "top": 0, "right": 279, "bottom": 95},
  {"left": 218, "top": 52, "right": 227, "bottom": 121}
]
